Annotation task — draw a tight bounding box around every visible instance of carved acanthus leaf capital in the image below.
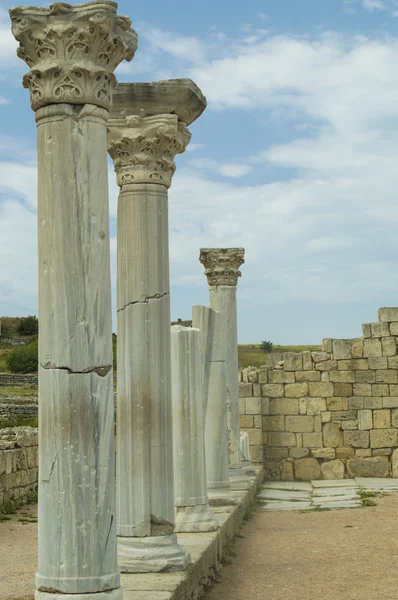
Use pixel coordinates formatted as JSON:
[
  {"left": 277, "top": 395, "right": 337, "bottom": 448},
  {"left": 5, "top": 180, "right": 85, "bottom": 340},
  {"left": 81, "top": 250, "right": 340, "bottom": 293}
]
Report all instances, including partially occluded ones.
[
  {"left": 107, "top": 114, "right": 191, "bottom": 188},
  {"left": 10, "top": 1, "right": 138, "bottom": 111},
  {"left": 199, "top": 248, "right": 245, "bottom": 287}
]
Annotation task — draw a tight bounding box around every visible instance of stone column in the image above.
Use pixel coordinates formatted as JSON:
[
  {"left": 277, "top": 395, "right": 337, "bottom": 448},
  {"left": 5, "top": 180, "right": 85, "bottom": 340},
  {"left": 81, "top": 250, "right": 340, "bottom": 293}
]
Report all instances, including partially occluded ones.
[
  {"left": 107, "top": 80, "right": 206, "bottom": 572},
  {"left": 199, "top": 249, "right": 246, "bottom": 471},
  {"left": 192, "top": 305, "right": 232, "bottom": 502},
  {"left": 171, "top": 325, "right": 218, "bottom": 532},
  {"left": 10, "top": 4, "right": 137, "bottom": 600}
]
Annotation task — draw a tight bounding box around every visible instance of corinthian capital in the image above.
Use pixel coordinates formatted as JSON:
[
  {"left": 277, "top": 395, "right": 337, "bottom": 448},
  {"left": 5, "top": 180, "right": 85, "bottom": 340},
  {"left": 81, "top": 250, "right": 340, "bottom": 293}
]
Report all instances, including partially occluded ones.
[
  {"left": 10, "top": 1, "right": 138, "bottom": 111},
  {"left": 200, "top": 248, "right": 245, "bottom": 287},
  {"left": 108, "top": 114, "right": 191, "bottom": 188}
]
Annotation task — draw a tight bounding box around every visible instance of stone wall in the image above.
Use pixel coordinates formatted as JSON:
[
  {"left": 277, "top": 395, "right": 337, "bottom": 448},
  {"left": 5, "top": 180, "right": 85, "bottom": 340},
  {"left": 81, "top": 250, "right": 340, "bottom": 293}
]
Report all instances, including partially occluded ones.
[
  {"left": 0, "top": 400, "right": 38, "bottom": 422},
  {"left": 0, "top": 373, "right": 38, "bottom": 387},
  {"left": 0, "top": 427, "right": 38, "bottom": 507},
  {"left": 0, "top": 337, "right": 31, "bottom": 346},
  {"left": 239, "top": 307, "right": 398, "bottom": 480}
]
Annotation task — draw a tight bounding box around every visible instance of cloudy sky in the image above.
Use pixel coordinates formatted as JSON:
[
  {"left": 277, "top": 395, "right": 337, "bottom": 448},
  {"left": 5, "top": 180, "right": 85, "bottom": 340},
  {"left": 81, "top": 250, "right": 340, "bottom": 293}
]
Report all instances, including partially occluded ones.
[{"left": 1, "top": 0, "right": 398, "bottom": 344}]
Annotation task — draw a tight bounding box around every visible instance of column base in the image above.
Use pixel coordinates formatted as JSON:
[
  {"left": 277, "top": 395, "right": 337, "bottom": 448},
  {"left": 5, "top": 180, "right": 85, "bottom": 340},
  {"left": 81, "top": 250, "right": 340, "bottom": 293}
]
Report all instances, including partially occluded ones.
[
  {"left": 207, "top": 488, "right": 237, "bottom": 507},
  {"left": 36, "top": 589, "right": 123, "bottom": 600},
  {"left": 175, "top": 504, "right": 219, "bottom": 533},
  {"left": 229, "top": 466, "right": 255, "bottom": 490},
  {"left": 117, "top": 534, "right": 190, "bottom": 573}
]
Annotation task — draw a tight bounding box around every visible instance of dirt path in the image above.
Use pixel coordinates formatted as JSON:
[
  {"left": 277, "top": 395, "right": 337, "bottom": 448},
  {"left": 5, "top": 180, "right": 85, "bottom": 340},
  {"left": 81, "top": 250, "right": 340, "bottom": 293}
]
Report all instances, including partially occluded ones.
[
  {"left": 207, "top": 494, "right": 398, "bottom": 600},
  {"left": 3, "top": 497, "right": 398, "bottom": 600}
]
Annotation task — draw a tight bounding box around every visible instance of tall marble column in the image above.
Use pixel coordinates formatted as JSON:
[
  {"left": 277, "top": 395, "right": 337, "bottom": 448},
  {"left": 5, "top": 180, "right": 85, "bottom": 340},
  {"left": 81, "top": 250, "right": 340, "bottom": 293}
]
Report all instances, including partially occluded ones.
[
  {"left": 107, "top": 80, "right": 206, "bottom": 572},
  {"left": 171, "top": 325, "right": 218, "bottom": 532},
  {"left": 10, "top": 3, "right": 137, "bottom": 600},
  {"left": 191, "top": 305, "right": 231, "bottom": 500},
  {"left": 199, "top": 249, "right": 246, "bottom": 471}
]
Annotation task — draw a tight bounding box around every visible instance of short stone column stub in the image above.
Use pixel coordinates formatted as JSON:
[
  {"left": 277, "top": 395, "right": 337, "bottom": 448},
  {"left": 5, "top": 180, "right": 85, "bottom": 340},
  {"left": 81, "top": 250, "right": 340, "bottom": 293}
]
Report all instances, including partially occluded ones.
[
  {"left": 10, "top": 3, "right": 137, "bottom": 599},
  {"left": 199, "top": 248, "right": 246, "bottom": 469},
  {"left": 171, "top": 325, "right": 218, "bottom": 533},
  {"left": 192, "top": 305, "right": 231, "bottom": 496},
  {"left": 107, "top": 79, "right": 206, "bottom": 572}
]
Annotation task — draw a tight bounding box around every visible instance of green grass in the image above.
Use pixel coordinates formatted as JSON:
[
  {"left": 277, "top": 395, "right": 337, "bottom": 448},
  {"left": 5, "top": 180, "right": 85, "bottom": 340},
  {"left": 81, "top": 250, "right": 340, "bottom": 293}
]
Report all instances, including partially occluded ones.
[
  {"left": 357, "top": 489, "right": 377, "bottom": 499},
  {"left": 0, "top": 386, "right": 38, "bottom": 398},
  {"left": 238, "top": 344, "right": 322, "bottom": 368},
  {"left": 0, "top": 417, "right": 38, "bottom": 429}
]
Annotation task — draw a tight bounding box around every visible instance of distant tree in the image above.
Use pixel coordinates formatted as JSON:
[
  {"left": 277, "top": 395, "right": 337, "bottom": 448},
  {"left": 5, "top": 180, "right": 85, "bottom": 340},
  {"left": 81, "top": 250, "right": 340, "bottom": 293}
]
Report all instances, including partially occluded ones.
[
  {"left": 18, "top": 315, "right": 38, "bottom": 336},
  {"left": 261, "top": 340, "right": 273, "bottom": 353},
  {"left": 6, "top": 340, "right": 38, "bottom": 373}
]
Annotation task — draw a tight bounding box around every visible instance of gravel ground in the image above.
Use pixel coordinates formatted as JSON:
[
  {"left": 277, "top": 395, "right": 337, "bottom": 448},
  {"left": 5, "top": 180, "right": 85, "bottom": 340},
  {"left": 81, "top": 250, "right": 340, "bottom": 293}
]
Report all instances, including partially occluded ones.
[{"left": 2, "top": 496, "right": 398, "bottom": 600}]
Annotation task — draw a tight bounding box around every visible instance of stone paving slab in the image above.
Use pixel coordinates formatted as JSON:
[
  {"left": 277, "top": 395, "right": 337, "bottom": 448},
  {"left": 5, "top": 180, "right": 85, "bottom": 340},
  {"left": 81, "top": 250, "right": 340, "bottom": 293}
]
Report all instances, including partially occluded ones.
[
  {"left": 312, "top": 487, "right": 358, "bottom": 497},
  {"left": 312, "top": 500, "right": 362, "bottom": 509},
  {"left": 262, "top": 501, "right": 312, "bottom": 511},
  {"left": 258, "top": 489, "right": 311, "bottom": 501},
  {"left": 260, "top": 481, "right": 313, "bottom": 492},
  {"left": 312, "top": 479, "right": 359, "bottom": 488},
  {"left": 355, "top": 477, "right": 398, "bottom": 489}
]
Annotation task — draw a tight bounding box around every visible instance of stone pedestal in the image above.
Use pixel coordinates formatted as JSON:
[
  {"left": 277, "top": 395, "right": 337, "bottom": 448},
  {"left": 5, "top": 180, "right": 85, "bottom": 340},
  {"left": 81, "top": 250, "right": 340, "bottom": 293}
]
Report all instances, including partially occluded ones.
[
  {"left": 199, "top": 249, "right": 246, "bottom": 471},
  {"left": 192, "top": 305, "right": 232, "bottom": 503},
  {"left": 171, "top": 325, "right": 218, "bottom": 533},
  {"left": 10, "top": 3, "right": 137, "bottom": 599},
  {"left": 107, "top": 80, "right": 206, "bottom": 571}
]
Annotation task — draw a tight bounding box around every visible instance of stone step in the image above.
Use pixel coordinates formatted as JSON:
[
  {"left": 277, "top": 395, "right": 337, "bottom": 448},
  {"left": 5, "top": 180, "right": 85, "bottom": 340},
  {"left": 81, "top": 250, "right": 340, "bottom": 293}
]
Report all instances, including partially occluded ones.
[
  {"left": 261, "top": 501, "right": 312, "bottom": 511},
  {"left": 355, "top": 477, "right": 398, "bottom": 489},
  {"left": 261, "top": 481, "right": 313, "bottom": 492},
  {"left": 312, "top": 479, "right": 358, "bottom": 488},
  {"left": 258, "top": 489, "right": 311, "bottom": 502}
]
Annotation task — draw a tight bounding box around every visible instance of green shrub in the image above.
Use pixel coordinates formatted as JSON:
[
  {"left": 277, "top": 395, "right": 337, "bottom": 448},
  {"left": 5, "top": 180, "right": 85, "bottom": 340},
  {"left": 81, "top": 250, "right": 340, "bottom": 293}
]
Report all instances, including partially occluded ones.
[
  {"left": 5, "top": 340, "right": 38, "bottom": 374},
  {"left": 17, "top": 315, "right": 38, "bottom": 336},
  {"left": 260, "top": 340, "right": 273, "bottom": 353}
]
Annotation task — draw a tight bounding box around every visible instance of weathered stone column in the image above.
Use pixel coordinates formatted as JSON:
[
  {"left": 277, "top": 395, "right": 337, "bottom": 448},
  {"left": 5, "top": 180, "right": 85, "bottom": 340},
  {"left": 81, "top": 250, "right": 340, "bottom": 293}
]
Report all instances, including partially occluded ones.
[
  {"left": 10, "top": 3, "right": 137, "bottom": 600},
  {"left": 171, "top": 325, "right": 218, "bottom": 532},
  {"left": 192, "top": 305, "right": 232, "bottom": 501},
  {"left": 107, "top": 80, "right": 206, "bottom": 572},
  {"left": 199, "top": 249, "right": 246, "bottom": 471}
]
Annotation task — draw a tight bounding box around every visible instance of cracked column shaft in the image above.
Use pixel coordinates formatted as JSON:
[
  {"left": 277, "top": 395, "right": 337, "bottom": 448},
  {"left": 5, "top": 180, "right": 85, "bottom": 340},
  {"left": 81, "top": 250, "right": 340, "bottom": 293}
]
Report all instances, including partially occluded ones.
[
  {"left": 10, "top": 3, "right": 137, "bottom": 599},
  {"left": 107, "top": 80, "right": 206, "bottom": 572}
]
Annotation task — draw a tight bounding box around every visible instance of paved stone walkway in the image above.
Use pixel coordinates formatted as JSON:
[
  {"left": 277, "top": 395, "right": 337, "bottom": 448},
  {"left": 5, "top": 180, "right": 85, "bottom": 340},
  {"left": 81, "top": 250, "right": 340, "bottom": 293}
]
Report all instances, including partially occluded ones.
[{"left": 258, "top": 477, "right": 398, "bottom": 511}]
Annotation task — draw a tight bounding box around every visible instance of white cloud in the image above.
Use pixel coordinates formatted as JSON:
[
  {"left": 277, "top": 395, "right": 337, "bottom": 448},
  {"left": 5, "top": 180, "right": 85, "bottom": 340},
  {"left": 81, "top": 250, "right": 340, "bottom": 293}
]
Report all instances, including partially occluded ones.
[
  {"left": 362, "top": 0, "right": 387, "bottom": 10},
  {"left": 142, "top": 28, "right": 207, "bottom": 63},
  {"left": 186, "top": 143, "right": 205, "bottom": 153},
  {"left": 0, "top": 8, "right": 19, "bottom": 71},
  {"left": 186, "top": 158, "right": 252, "bottom": 178},
  {"left": 218, "top": 164, "right": 253, "bottom": 177}
]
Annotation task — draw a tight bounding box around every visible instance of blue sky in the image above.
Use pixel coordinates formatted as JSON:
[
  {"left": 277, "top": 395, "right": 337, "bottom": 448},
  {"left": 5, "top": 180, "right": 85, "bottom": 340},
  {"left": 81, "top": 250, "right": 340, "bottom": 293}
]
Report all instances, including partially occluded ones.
[{"left": 2, "top": 0, "right": 398, "bottom": 344}]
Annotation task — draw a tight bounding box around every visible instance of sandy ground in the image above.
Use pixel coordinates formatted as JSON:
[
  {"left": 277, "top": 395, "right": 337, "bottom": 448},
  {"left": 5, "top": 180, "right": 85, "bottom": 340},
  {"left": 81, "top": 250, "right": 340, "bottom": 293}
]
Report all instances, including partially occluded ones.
[{"left": 3, "top": 497, "right": 398, "bottom": 600}]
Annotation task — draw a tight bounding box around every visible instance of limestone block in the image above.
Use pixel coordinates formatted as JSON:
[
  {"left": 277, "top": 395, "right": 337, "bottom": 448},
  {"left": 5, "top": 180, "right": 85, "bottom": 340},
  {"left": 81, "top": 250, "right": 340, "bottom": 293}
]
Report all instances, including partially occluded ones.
[
  {"left": 239, "top": 383, "right": 252, "bottom": 397},
  {"left": 388, "top": 357, "right": 398, "bottom": 369},
  {"left": 323, "top": 422, "right": 343, "bottom": 447},
  {"left": 383, "top": 397, "right": 398, "bottom": 408},
  {"left": 269, "top": 399, "right": 298, "bottom": 415},
  {"left": 261, "top": 398, "right": 270, "bottom": 415},
  {"left": 322, "top": 459, "right": 345, "bottom": 480},
  {"left": 342, "top": 420, "right": 358, "bottom": 430},
  {"left": 254, "top": 415, "right": 262, "bottom": 428},
  {"left": 294, "top": 458, "right": 322, "bottom": 481},
  {"left": 302, "top": 352, "right": 313, "bottom": 371},
  {"left": 390, "top": 385, "right": 398, "bottom": 396},
  {"left": 245, "top": 398, "right": 261, "bottom": 415},
  {"left": 305, "top": 398, "right": 327, "bottom": 415},
  {"left": 344, "top": 430, "right": 369, "bottom": 448},
  {"left": 355, "top": 371, "right": 376, "bottom": 384},
  {"left": 262, "top": 384, "right": 283, "bottom": 398},
  {"left": 364, "top": 397, "right": 383, "bottom": 409},
  {"left": 349, "top": 397, "right": 364, "bottom": 409},
  {"left": 285, "top": 416, "right": 314, "bottom": 433},
  {"left": 331, "top": 410, "right": 357, "bottom": 421},
  {"left": 327, "top": 398, "right": 343, "bottom": 410},
  {"left": 334, "top": 383, "right": 353, "bottom": 397},
  {"left": 392, "top": 448, "right": 398, "bottom": 477},
  {"left": 338, "top": 359, "right": 368, "bottom": 370},
  {"left": 312, "top": 352, "right": 331, "bottom": 363},
  {"left": 322, "top": 411, "right": 331, "bottom": 423},
  {"left": 391, "top": 409, "right": 398, "bottom": 427},
  {"left": 309, "top": 383, "right": 334, "bottom": 397},
  {"left": 289, "top": 448, "right": 310, "bottom": 458},
  {"left": 358, "top": 410, "right": 373, "bottom": 430},
  {"left": 330, "top": 370, "right": 355, "bottom": 383},
  {"left": 253, "top": 384, "right": 261, "bottom": 397},
  {"left": 332, "top": 340, "right": 352, "bottom": 359},
  {"left": 268, "top": 432, "right": 296, "bottom": 447},
  {"left": 248, "top": 371, "right": 258, "bottom": 383},
  {"left": 371, "top": 322, "right": 390, "bottom": 338},
  {"left": 369, "top": 357, "right": 388, "bottom": 369},
  {"left": 262, "top": 416, "right": 285, "bottom": 431},
  {"left": 258, "top": 369, "right": 268, "bottom": 383},
  {"left": 382, "top": 337, "right": 397, "bottom": 357},
  {"left": 296, "top": 433, "right": 302, "bottom": 447},
  {"left": 281, "top": 462, "right": 294, "bottom": 481},
  {"left": 239, "top": 399, "right": 246, "bottom": 415},
  {"left": 363, "top": 339, "right": 382, "bottom": 358},
  {"left": 353, "top": 383, "right": 372, "bottom": 397},
  {"left": 347, "top": 456, "right": 389, "bottom": 478},
  {"left": 311, "top": 448, "right": 335, "bottom": 459},
  {"left": 285, "top": 383, "right": 308, "bottom": 398},
  {"left": 351, "top": 339, "right": 364, "bottom": 358},
  {"left": 314, "top": 414, "right": 322, "bottom": 432},
  {"left": 322, "top": 339, "right": 333, "bottom": 353},
  {"left": 356, "top": 449, "right": 372, "bottom": 457},
  {"left": 246, "top": 429, "right": 262, "bottom": 446},
  {"left": 242, "top": 369, "right": 249, "bottom": 384},
  {"left": 362, "top": 323, "right": 371, "bottom": 338},
  {"left": 250, "top": 446, "right": 264, "bottom": 463},
  {"left": 266, "top": 447, "right": 289, "bottom": 460},
  {"left": 295, "top": 371, "right": 321, "bottom": 382},
  {"left": 302, "top": 433, "right": 323, "bottom": 447},
  {"left": 390, "top": 323, "right": 398, "bottom": 336},
  {"left": 299, "top": 398, "right": 307, "bottom": 415},
  {"left": 314, "top": 360, "right": 337, "bottom": 371},
  {"left": 268, "top": 371, "right": 295, "bottom": 384},
  {"left": 372, "top": 448, "right": 392, "bottom": 456},
  {"left": 283, "top": 353, "right": 303, "bottom": 371},
  {"left": 321, "top": 372, "right": 330, "bottom": 382},
  {"left": 378, "top": 307, "right": 398, "bottom": 322},
  {"left": 336, "top": 447, "right": 355, "bottom": 459},
  {"left": 374, "top": 410, "right": 391, "bottom": 428},
  {"left": 373, "top": 384, "right": 390, "bottom": 396},
  {"left": 238, "top": 371, "right": 242, "bottom": 383},
  {"left": 370, "top": 429, "right": 397, "bottom": 448},
  {"left": 240, "top": 415, "right": 254, "bottom": 428}
]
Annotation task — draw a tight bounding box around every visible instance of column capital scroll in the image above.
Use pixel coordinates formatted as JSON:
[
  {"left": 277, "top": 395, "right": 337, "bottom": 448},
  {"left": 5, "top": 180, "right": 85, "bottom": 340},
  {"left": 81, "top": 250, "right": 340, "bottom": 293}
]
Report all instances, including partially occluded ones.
[{"left": 199, "top": 248, "right": 245, "bottom": 287}]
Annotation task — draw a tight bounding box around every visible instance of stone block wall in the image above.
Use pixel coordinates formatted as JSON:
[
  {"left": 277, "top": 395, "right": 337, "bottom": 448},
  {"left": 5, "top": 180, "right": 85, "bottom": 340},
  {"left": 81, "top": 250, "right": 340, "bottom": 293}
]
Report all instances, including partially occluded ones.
[
  {"left": 0, "top": 401, "right": 38, "bottom": 422},
  {"left": 239, "top": 307, "right": 398, "bottom": 480},
  {"left": 0, "top": 373, "right": 38, "bottom": 387},
  {"left": 0, "top": 427, "right": 38, "bottom": 507}
]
